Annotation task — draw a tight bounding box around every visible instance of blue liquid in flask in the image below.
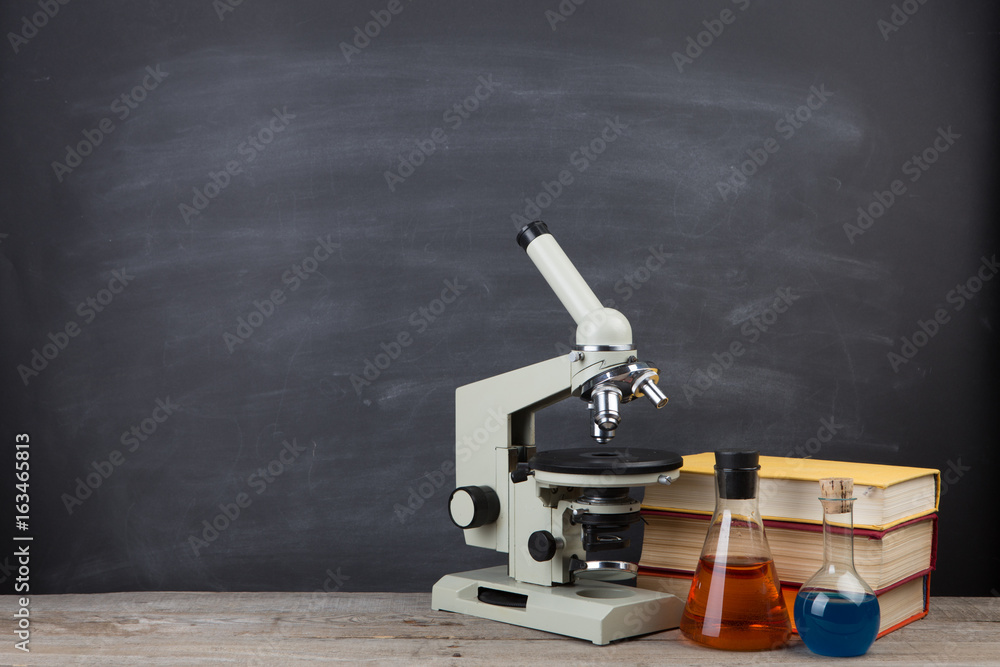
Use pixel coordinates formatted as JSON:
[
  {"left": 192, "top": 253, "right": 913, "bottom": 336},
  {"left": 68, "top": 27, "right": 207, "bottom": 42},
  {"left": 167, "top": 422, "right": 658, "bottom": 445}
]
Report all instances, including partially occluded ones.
[{"left": 794, "top": 590, "right": 880, "bottom": 657}]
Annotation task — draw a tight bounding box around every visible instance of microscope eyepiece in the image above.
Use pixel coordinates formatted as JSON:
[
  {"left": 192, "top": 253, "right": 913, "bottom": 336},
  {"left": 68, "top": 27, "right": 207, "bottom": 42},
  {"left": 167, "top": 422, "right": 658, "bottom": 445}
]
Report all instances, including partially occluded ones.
[{"left": 516, "top": 221, "right": 550, "bottom": 250}]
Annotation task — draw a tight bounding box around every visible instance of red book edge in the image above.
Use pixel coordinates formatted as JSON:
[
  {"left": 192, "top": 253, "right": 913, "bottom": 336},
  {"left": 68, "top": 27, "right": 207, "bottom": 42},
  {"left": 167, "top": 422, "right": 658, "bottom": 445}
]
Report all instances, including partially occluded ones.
[
  {"left": 642, "top": 508, "right": 938, "bottom": 541},
  {"left": 636, "top": 568, "right": 931, "bottom": 638}
]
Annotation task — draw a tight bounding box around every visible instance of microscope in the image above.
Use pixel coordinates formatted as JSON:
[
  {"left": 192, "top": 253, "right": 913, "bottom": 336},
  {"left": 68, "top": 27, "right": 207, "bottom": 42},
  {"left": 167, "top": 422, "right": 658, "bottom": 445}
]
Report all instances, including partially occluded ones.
[{"left": 431, "top": 222, "right": 685, "bottom": 645}]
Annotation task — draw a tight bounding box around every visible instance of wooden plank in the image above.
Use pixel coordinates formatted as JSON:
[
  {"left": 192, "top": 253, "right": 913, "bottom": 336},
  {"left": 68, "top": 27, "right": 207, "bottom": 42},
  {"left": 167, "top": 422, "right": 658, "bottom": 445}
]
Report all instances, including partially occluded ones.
[
  {"left": 4, "top": 633, "right": 1000, "bottom": 667},
  {"left": 1, "top": 594, "right": 997, "bottom": 666}
]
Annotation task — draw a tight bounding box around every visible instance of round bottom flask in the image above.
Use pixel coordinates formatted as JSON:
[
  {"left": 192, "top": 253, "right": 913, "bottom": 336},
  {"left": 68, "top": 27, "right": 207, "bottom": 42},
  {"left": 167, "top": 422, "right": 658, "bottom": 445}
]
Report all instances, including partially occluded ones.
[{"left": 793, "top": 478, "right": 880, "bottom": 657}]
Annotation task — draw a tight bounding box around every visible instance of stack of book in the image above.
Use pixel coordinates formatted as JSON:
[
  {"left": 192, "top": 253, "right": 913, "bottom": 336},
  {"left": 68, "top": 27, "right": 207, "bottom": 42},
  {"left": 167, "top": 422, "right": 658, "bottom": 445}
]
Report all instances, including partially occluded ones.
[{"left": 638, "top": 452, "right": 940, "bottom": 638}]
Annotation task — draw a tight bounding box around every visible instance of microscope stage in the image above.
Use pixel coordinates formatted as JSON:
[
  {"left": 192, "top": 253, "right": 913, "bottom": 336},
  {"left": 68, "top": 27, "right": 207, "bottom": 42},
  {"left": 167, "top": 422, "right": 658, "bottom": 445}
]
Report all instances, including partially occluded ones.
[{"left": 529, "top": 447, "right": 682, "bottom": 488}]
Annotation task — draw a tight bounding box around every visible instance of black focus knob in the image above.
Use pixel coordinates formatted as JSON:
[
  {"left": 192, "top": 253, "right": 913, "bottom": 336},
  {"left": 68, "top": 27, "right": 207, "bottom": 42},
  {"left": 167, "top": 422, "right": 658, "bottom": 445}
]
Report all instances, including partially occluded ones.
[
  {"left": 528, "top": 530, "right": 558, "bottom": 562},
  {"left": 448, "top": 486, "right": 500, "bottom": 529}
]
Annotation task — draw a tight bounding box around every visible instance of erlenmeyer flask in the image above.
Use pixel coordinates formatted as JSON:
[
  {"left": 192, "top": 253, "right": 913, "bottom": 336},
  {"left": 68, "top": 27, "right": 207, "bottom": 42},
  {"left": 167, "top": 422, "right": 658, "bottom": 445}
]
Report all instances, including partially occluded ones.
[{"left": 679, "top": 450, "right": 791, "bottom": 650}]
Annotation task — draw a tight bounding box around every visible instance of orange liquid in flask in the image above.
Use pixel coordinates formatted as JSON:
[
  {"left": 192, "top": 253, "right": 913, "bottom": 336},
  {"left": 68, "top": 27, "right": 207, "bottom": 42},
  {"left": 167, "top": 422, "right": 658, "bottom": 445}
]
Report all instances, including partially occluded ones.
[{"left": 680, "top": 555, "right": 791, "bottom": 651}]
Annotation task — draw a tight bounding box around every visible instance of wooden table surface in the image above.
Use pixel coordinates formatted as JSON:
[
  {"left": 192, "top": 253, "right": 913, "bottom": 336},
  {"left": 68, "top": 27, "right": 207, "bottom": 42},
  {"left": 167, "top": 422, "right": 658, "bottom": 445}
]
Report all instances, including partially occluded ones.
[{"left": 1, "top": 593, "right": 997, "bottom": 666}]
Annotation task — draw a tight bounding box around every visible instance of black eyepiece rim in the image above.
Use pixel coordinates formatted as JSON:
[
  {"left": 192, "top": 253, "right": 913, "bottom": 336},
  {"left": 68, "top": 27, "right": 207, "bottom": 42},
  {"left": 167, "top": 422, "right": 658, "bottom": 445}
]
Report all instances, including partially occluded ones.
[{"left": 516, "top": 221, "right": 550, "bottom": 251}]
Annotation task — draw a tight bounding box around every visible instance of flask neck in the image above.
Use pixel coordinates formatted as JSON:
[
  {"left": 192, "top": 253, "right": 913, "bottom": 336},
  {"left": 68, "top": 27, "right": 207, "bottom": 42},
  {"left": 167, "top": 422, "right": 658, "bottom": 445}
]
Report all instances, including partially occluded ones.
[
  {"left": 713, "top": 496, "right": 760, "bottom": 517},
  {"left": 713, "top": 468, "right": 761, "bottom": 520},
  {"left": 820, "top": 498, "right": 857, "bottom": 571},
  {"left": 702, "top": 470, "right": 773, "bottom": 562}
]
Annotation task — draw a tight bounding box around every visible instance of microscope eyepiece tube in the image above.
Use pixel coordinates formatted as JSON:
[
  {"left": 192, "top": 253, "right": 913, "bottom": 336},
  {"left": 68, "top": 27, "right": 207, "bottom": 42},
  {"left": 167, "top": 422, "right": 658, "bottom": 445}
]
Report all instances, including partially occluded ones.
[
  {"left": 517, "top": 222, "right": 604, "bottom": 327},
  {"left": 517, "top": 221, "right": 633, "bottom": 345}
]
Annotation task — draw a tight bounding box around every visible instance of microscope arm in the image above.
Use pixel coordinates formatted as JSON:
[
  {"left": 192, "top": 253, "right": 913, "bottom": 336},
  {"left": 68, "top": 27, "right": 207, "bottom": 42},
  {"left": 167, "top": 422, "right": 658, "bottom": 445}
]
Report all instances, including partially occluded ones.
[
  {"left": 452, "top": 348, "right": 649, "bottom": 553},
  {"left": 454, "top": 354, "right": 571, "bottom": 553}
]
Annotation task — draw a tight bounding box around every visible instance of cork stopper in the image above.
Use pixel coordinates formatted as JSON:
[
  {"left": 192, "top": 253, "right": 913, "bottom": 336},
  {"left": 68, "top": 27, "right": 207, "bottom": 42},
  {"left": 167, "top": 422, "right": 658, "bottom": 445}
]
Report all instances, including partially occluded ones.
[{"left": 819, "top": 477, "right": 854, "bottom": 513}]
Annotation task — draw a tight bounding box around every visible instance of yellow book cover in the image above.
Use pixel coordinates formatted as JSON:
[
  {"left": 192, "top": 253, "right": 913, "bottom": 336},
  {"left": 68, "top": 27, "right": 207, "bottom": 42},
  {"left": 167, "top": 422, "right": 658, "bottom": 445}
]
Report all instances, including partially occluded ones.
[{"left": 643, "top": 452, "right": 940, "bottom": 530}]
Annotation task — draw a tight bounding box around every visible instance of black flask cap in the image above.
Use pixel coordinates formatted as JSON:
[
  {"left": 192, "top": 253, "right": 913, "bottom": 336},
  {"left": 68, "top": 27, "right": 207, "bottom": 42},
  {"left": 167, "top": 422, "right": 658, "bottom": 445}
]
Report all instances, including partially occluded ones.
[{"left": 714, "top": 450, "right": 760, "bottom": 499}]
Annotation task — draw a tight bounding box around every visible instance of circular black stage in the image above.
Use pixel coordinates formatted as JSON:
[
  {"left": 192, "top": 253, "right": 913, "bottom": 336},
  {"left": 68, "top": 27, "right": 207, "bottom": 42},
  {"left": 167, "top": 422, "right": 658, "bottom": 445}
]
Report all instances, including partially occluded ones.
[{"left": 528, "top": 448, "right": 683, "bottom": 475}]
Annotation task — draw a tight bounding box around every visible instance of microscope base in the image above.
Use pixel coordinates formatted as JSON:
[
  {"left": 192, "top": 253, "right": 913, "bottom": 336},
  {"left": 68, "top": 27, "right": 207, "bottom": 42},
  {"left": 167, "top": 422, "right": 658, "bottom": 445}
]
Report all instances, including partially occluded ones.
[{"left": 431, "top": 565, "right": 683, "bottom": 645}]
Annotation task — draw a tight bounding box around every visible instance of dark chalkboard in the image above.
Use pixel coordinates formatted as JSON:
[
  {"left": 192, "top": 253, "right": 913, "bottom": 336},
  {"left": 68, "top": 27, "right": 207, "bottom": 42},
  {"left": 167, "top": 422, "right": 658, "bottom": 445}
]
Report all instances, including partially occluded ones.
[{"left": 1, "top": 0, "right": 997, "bottom": 598}]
